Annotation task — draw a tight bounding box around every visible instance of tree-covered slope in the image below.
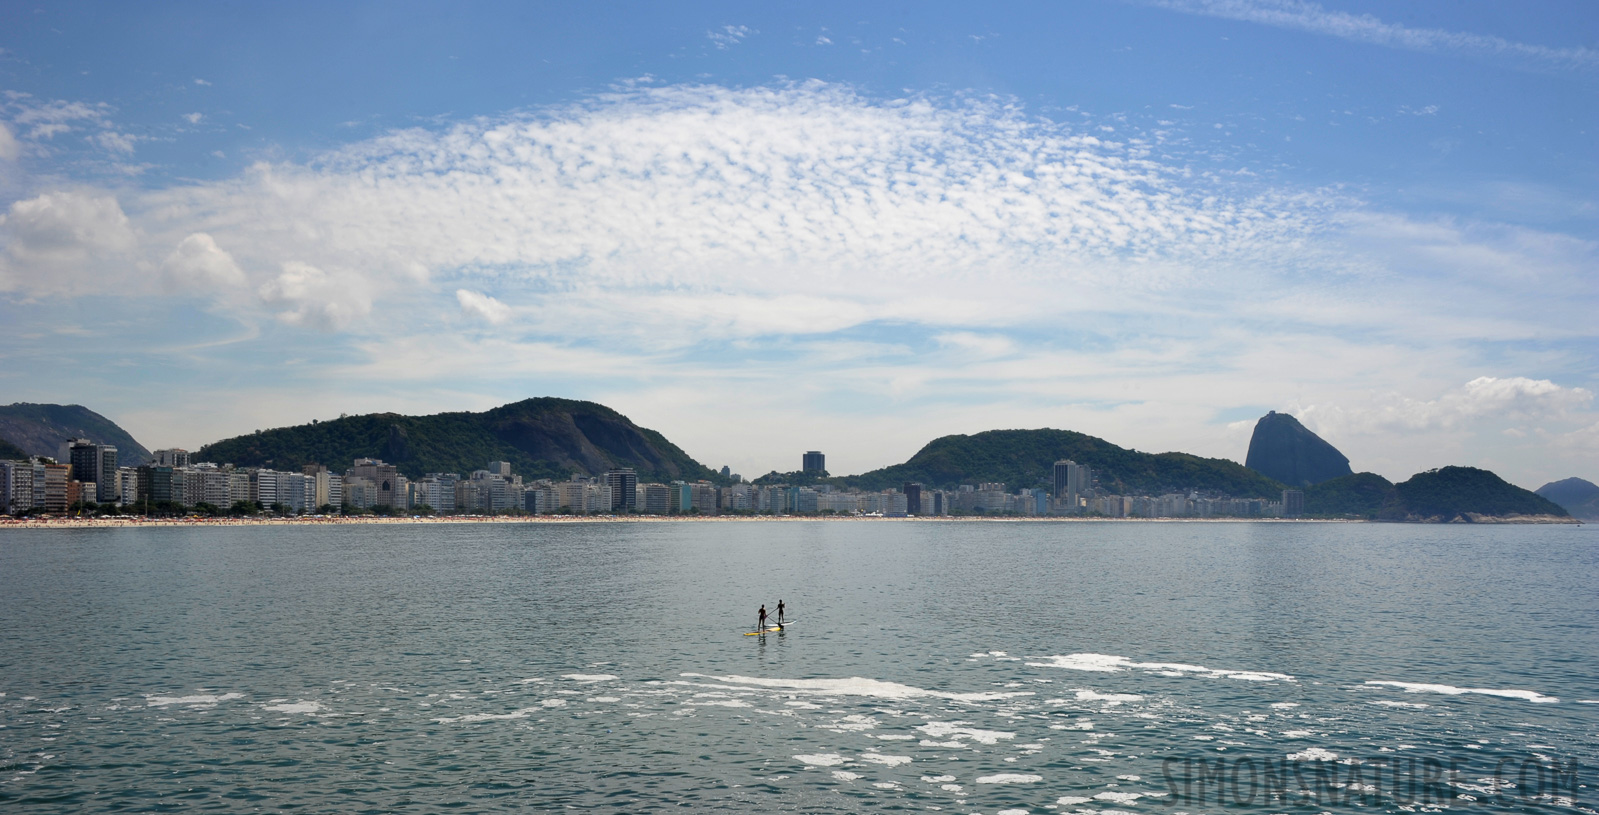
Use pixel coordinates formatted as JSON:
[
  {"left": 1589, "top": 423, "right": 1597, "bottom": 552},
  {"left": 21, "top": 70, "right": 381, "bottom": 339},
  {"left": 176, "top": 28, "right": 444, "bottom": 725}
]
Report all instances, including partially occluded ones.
[
  {"left": 0, "top": 435, "right": 28, "bottom": 460},
  {"left": 0, "top": 403, "right": 153, "bottom": 463},
  {"left": 195, "top": 397, "right": 721, "bottom": 483},
  {"left": 1393, "top": 466, "right": 1567, "bottom": 520},
  {"left": 841, "top": 429, "right": 1286, "bottom": 498},
  {"left": 1304, "top": 472, "right": 1398, "bottom": 518}
]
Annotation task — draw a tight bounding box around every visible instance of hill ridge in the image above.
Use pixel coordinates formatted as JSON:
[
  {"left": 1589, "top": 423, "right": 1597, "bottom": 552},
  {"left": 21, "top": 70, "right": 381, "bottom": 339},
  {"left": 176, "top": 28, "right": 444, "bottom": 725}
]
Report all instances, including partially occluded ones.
[{"left": 195, "top": 397, "right": 720, "bottom": 484}]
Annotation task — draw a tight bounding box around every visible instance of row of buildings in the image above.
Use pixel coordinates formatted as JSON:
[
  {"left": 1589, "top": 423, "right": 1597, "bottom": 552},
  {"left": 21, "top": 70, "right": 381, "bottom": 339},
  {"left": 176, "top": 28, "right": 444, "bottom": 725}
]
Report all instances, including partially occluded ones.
[{"left": 2, "top": 442, "right": 1307, "bottom": 519}]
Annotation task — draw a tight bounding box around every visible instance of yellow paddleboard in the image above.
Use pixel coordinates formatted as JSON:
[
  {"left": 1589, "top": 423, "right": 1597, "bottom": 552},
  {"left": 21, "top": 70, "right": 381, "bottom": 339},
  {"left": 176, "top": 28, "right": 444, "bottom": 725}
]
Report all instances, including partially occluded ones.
[{"left": 744, "top": 626, "right": 782, "bottom": 635}]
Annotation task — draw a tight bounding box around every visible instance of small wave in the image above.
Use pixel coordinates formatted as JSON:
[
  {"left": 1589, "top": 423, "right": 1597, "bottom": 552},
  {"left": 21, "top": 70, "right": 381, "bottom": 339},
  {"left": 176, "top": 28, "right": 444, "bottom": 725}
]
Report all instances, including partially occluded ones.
[
  {"left": 1027, "top": 653, "right": 1293, "bottom": 681},
  {"left": 562, "top": 674, "right": 618, "bottom": 683},
  {"left": 859, "top": 753, "right": 911, "bottom": 766},
  {"left": 681, "top": 673, "right": 1032, "bottom": 702},
  {"left": 261, "top": 701, "right": 323, "bottom": 714},
  {"left": 1288, "top": 747, "right": 1339, "bottom": 761},
  {"left": 1364, "top": 680, "right": 1557, "bottom": 704},
  {"left": 795, "top": 753, "right": 845, "bottom": 766},
  {"left": 145, "top": 692, "right": 244, "bottom": 707},
  {"left": 918, "top": 721, "right": 1015, "bottom": 745},
  {"left": 976, "top": 773, "right": 1042, "bottom": 784}
]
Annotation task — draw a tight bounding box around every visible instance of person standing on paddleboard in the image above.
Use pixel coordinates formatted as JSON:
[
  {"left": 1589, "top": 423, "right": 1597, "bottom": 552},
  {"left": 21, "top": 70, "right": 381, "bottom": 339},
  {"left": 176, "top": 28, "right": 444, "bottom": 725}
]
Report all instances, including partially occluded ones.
[
  {"left": 776, "top": 600, "right": 786, "bottom": 625},
  {"left": 758, "top": 604, "right": 768, "bottom": 632}
]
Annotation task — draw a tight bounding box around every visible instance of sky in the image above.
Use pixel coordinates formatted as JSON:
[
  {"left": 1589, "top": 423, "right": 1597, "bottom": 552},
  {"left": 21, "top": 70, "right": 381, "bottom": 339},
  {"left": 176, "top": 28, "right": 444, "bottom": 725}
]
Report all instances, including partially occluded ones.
[{"left": 0, "top": 0, "right": 1596, "bottom": 489}]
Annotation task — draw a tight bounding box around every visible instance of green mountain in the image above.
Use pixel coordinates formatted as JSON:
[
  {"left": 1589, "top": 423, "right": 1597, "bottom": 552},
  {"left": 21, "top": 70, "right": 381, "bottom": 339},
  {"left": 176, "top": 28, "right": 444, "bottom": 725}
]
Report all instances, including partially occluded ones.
[
  {"left": 0, "top": 436, "right": 28, "bottom": 460},
  {"left": 0, "top": 403, "right": 153, "bottom": 464},
  {"left": 839, "top": 428, "right": 1286, "bottom": 498},
  {"left": 195, "top": 397, "right": 721, "bottom": 484},
  {"left": 1535, "top": 477, "right": 1599, "bottom": 520},
  {"left": 1304, "top": 472, "right": 1400, "bottom": 518},
  {"left": 1394, "top": 466, "right": 1567, "bottom": 521},
  {"left": 1306, "top": 467, "right": 1569, "bottom": 521}
]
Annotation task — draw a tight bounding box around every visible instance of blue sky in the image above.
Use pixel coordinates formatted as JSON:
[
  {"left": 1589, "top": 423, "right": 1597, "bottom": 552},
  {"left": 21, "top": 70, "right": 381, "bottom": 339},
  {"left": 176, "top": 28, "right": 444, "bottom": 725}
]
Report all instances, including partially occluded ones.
[{"left": 1, "top": 0, "right": 1595, "bottom": 488}]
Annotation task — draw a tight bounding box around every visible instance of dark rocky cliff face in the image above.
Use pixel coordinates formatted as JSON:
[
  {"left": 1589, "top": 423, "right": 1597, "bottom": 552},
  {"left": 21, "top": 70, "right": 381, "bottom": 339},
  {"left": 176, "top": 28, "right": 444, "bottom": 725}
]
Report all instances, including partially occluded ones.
[{"left": 1244, "top": 411, "right": 1353, "bottom": 487}]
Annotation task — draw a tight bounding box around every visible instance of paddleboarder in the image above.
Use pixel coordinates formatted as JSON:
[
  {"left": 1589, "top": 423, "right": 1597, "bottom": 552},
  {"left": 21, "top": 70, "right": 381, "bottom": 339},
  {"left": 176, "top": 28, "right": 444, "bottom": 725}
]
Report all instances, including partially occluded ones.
[
  {"left": 776, "top": 599, "right": 786, "bottom": 625},
  {"left": 758, "top": 604, "right": 768, "bottom": 632}
]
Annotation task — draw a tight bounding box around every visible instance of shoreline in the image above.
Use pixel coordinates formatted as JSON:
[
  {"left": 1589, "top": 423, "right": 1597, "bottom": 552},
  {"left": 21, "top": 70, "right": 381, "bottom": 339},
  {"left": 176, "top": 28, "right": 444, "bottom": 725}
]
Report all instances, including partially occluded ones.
[{"left": 0, "top": 514, "right": 1578, "bottom": 529}]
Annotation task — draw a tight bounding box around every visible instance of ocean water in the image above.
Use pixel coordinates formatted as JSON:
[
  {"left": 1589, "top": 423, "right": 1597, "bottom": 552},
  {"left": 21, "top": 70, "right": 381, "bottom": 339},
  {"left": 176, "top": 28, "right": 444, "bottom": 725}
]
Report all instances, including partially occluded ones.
[{"left": 0, "top": 520, "right": 1594, "bottom": 813}]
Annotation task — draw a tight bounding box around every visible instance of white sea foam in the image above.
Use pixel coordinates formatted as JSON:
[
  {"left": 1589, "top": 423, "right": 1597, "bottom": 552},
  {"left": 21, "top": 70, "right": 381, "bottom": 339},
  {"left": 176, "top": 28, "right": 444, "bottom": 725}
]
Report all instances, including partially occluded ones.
[
  {"left": 877, "top": 734, "right": 914, "bottom": 740},
  {"left": 1365, "top": 681, "right": 1558, "bottom": 703},
  {"left": 1371, "top": 700, "right": 1428, "bottom": 709},
  {"left": 698, "top": 699, "right": 751, "bottom": 708},
  {"left": 832, "top": 714, "right": 877, "bottom": 730},
  {"left": 1282, "top": 729, "right": 1313, "bottom": 738},
  {"left": 859, "top": 753, "right": 911, "bottom": 766},
  {"left": 1066, "top": 689, "right": 1142, "bottom": 703},
  {"left": 1288, "top": 747, "right": 1339, "bottom": 761},
  {"left": 1270, "top": 702, "right": 1299, "bottom": 709},
  {"left": 261, "top": 701, "right": 323, "bottom": 714},
  {"left": 1096, "top": 791, "right": 1143, "bottom": 803},
  {"left": 541, "top": 698, "right": 567, "bottom": 707},
  {"left": 681, "top": 673, "right": 1031, "bottom": 702},
  {"left": 918, "top": 721, "right": 1016, "bottom": 745},
  {"left": 435, "top": 706, "right": 542, "bottom": 723},
  {"left": 922, "top": 775, "right": 956, "bottom": 783},
  {"left": 1027, "top": 653, "right": 1293, "bottom": 682},
  {"left": 562, "top": 674, "right": 618, "bottom": 683},
  {"left": 588, "top": 696, "right": 620, "bottom": 703},
  {"left": 976, "top": 773, "right": 1042, "bottom": 784},
  {"left": 831, "top": 770, "right": 859, "bottom": 780},
  {"left": 795, "top": 753, "right": 845, "bottom": 766},
  {"left": 145, "top": 692, "right": 244, "bottom": 707},
  {"left": 1057, "top": 796, "right": 1092, "bottom": 805}
]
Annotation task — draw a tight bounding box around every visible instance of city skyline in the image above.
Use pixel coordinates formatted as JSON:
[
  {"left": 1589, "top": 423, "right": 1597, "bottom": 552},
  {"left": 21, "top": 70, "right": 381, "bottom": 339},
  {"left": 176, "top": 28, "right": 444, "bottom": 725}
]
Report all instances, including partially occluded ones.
[{"left": 1, "top": 2, "right": 1596, "bottom": 489}]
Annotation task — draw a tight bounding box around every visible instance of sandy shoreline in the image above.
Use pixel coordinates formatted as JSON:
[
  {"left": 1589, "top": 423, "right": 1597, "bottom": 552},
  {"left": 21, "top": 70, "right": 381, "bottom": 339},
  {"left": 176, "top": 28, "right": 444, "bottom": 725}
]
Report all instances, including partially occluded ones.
[
  {"left": 3, "top": 514, "right": 1370, "bottom": 529},
  {"left": 1, "top": 514, "right": 1576, "bottom": 529}
]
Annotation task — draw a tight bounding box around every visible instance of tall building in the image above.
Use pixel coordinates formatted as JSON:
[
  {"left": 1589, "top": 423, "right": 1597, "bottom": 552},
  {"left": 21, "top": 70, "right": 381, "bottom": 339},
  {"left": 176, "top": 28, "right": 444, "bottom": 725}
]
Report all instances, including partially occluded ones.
[
  {"left": 904, "top": 482, "right": 922, "bottom": 515},
  {"left": 1052, "top": 460, "right": 1093, "bottom": 513},
  {"left": 802, "top": 451, "right": 825, "bottom": 474},
  {"left": 488, "top": 461, "right": 512, "bottom": 477},
  {"left": 642, "top": 483, "right": 671, "bottom": 514},
  {"left": 154, "top": 449, "right": 190, "bottom": 468},
  {"left": 347, "top": 458, "right": 400, "bottom": 507},
  {"left": 0, "top": 460, "right": 36, "bottom": 513},
  {"left": 605, "top": 468, "right": 638, "bottom": 512},
  {"left": 1282, "top": 489, "right": 1305, "bottom": 518}
]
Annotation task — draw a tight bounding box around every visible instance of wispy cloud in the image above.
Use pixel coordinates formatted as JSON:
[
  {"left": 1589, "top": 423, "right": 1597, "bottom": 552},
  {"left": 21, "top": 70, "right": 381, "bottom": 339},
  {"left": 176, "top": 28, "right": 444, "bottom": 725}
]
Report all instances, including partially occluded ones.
[
  {"left": 1, "top": 81, "right": 1594, "bottom": 485},
  {"left": 1144, "top": 0, "right": 1599, "bottom": 73},
  {"left": 706, "top": 25, "right": 753, "bottom": 50}
]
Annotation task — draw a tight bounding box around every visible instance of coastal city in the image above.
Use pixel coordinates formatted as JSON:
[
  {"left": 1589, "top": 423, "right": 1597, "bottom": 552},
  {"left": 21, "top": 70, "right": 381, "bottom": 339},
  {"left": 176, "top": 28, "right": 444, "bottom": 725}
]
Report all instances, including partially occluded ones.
[{"left": 0, "top": 441, "right": 1305, "bottom": 519}]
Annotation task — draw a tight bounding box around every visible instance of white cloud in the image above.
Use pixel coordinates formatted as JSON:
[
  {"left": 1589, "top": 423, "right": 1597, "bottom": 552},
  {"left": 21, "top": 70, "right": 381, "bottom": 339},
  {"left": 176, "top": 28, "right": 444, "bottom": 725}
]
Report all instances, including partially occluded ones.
[
  {"left": 1146, "top": 0, "right": 1599, "bottom": 73},
  {"left": 7, "top": 97, "right": 112, "bottom": 139},
  {"left": 816, "top": 35, "right": 833, "bottom": 45},
  {"left": 161, "top": 232, "right": 245, "bottom": 291},
  {"left": 129, "top": 82, "right": 1304, "bottom": 316},
  {"left": 0, "top": 121, "right": 18, "bottom": 160},
  {"left": 257, "top": 261, "right": 371, "bottom": 331},
  {"left": 707, "top": 25, "right": 753, "bottom": 49},
  {"left": 183, "top": 112, "right": 204, "bottom": 125},
  {"left": 1296, "top": 377, "right": 1594, "bottom": 437},
  {"left": 0, "top": 190, "right": 138, "bottom": 293},
  {"left": 193, "top": 78, "right": 211, "bottom": 86},
  {"left": 91, "top": 131, "right": 139, "bottom": 154},
  {"left": 456, "top": 289, "right": 510, "bottom": 324}
]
